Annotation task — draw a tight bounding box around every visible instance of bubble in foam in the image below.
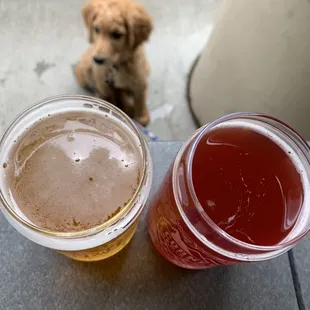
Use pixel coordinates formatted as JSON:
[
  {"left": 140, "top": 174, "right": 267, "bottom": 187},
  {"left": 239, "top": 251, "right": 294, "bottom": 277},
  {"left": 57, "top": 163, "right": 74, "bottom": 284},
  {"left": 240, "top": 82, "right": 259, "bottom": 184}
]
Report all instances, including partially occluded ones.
[{"left": 83, "top": 103, "right": 93, "bottom": 109}]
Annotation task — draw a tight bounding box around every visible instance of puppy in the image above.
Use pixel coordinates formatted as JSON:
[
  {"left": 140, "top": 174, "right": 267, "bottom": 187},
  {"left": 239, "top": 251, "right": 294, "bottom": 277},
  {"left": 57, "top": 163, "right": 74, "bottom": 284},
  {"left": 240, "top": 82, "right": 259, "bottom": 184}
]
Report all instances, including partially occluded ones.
[{"left": 75, "top": 0, "right": 153, "bottom": 126}]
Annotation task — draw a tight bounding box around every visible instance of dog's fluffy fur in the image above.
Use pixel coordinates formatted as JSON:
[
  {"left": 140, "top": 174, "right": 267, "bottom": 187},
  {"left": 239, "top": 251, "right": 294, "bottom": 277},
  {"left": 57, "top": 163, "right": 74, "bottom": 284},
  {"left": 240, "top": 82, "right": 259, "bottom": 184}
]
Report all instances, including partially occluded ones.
[{"left": 75, "top": 0, "right": 153, "bottom": 125}]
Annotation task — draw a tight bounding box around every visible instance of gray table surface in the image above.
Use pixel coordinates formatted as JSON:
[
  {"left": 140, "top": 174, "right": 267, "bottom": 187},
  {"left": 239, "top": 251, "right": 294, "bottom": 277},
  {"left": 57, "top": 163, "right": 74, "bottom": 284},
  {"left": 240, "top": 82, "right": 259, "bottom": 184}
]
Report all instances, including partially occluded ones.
[{"left": 0, "top": 142, "right": 308, "bottom": 310}]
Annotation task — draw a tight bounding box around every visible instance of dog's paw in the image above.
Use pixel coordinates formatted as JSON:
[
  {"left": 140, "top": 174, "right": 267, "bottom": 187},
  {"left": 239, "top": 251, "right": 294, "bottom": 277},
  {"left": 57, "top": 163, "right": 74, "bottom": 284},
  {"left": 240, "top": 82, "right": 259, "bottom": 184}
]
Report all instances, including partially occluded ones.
[{"left": 134, "top": 110, "right": 150, "bottom": 127}]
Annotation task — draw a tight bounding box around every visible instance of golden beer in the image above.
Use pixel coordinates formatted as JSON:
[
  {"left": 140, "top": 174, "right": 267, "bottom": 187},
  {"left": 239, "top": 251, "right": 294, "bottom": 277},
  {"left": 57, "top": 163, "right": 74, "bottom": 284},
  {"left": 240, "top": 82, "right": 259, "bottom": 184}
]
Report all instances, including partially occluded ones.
[{"left": 0, "top": 96, "right": 152, "bottom": 261}]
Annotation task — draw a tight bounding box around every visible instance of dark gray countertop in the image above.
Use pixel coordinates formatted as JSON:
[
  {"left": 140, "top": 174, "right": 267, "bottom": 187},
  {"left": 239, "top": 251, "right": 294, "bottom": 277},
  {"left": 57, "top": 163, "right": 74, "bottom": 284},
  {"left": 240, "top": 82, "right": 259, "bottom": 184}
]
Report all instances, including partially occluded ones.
[
  {"left": 0, "top": 142, "right": 307, "bottom": 310},
  {"left": 292, "top": 236, "right": 310, "bottom": 309}
]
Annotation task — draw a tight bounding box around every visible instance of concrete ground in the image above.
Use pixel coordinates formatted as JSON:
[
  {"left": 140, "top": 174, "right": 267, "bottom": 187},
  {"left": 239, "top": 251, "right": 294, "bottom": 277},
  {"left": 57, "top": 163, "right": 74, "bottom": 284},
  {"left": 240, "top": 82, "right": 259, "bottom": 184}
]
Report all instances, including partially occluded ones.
[{"left": 0, "top": 0, "right": 219, "bottom": 140}]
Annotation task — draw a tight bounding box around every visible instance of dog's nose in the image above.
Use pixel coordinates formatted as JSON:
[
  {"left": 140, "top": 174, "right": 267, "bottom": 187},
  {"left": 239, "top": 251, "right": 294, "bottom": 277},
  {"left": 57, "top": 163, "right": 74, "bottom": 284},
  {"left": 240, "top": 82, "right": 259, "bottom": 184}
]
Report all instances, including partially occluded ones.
[{"left": 93, "top": 56, "right": 106, "bottom": 65}]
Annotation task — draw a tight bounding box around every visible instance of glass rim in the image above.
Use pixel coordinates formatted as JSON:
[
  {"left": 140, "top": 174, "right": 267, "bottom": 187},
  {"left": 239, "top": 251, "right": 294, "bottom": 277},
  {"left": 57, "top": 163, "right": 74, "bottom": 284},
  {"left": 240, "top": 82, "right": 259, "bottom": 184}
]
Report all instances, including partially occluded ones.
[
  {"left": 0, "top": 95, "right": 149, "bottom": 239},
  {"left": 180, "top": 112, "right": 310, "bottom": 253}
]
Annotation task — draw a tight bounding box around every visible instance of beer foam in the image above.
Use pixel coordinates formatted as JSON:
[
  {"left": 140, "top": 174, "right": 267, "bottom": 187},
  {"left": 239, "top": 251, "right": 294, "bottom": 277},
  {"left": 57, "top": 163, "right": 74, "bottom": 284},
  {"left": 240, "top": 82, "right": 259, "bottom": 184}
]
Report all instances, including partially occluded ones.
[{"left": 1, "top": 110, "right": 143, "bottom": 232}]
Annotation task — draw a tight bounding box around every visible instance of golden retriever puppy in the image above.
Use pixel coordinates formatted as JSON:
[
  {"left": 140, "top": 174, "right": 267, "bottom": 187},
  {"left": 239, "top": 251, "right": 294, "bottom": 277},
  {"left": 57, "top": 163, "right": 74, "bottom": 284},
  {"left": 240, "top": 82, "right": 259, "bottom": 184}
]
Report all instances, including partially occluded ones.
[{"left": 75, "top": 0, "right": 153, "bottom": 126}]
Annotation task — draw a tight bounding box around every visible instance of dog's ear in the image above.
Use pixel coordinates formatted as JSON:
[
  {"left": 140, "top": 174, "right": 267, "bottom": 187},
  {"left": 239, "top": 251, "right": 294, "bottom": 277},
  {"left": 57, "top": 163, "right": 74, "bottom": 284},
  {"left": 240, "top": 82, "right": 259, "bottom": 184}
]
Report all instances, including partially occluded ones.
[
  {"left": 83, "top": 1, "right": 97, "bottom": 43},
  {"left": 127, "top": 3, "right": 152, "bottom": 49}
]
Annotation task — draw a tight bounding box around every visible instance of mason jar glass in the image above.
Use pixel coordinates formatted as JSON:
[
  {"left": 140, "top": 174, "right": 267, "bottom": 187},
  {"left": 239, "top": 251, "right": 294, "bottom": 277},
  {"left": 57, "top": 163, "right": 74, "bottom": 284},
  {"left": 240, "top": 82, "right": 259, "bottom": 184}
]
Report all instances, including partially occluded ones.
[
  {"left": 148, "top": 113, "right": 310, "bottom": 269},
  {"left": 0, "top": 95, "right": 152, "bottom": 262}
]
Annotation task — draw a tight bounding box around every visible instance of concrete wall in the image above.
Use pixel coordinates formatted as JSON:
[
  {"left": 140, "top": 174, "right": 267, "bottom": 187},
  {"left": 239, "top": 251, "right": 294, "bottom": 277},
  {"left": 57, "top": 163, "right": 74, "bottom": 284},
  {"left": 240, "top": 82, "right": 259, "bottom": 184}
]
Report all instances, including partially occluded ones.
[{"left": 189, "top": 0, "right": 310, "bottom": 139}]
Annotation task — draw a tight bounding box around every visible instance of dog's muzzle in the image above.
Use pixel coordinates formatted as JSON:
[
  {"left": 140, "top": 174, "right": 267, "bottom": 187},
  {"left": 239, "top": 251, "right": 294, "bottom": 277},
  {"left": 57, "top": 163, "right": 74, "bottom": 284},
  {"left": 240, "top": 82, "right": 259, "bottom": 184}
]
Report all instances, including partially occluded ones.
[{"left": 93, "top": 56, "right": 106, "bottom": 65}]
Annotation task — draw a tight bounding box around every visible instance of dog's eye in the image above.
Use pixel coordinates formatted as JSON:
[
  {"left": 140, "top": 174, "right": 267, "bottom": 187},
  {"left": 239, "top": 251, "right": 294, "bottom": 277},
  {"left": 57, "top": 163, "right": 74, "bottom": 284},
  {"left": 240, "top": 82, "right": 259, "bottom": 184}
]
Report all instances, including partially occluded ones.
[
  {"left": 94, "top": 26, "right": 100, "bottom": 34},
  {"left": 111, "top": 32, "right": 123, "bottom": 40}
]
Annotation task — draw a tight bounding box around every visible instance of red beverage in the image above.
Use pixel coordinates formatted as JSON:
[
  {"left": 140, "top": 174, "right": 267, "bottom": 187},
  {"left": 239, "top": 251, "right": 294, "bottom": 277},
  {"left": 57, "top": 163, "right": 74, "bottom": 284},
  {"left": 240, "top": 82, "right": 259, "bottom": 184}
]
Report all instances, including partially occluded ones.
[
  {"left": 193, "top": 123, "right": 303, "bottom": 246},
  {"left": 148, "top": 114, "right": 310, "bottom": 269}
]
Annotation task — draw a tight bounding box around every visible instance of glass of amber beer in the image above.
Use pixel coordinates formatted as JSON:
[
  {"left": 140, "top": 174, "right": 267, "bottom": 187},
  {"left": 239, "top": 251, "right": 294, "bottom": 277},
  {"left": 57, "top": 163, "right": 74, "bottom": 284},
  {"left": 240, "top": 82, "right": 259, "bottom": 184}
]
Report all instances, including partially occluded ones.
[
  {"left": 0, "top": 95, "right": 152, "bottom": 261},
  {"left": 148, "top": 113, "right": 310, "bottom": 269}
]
